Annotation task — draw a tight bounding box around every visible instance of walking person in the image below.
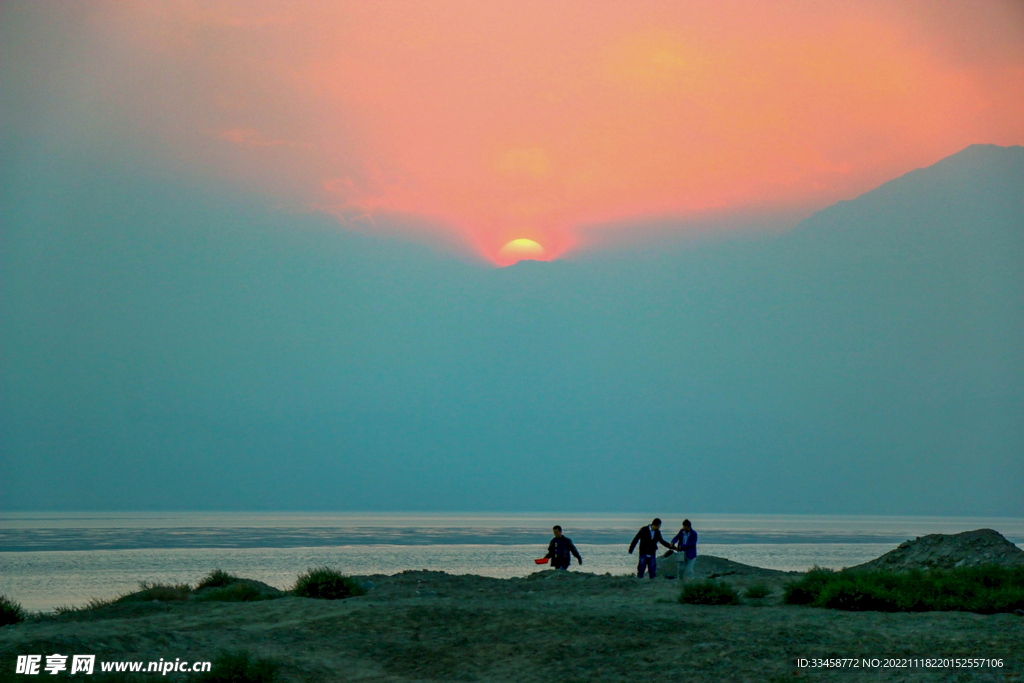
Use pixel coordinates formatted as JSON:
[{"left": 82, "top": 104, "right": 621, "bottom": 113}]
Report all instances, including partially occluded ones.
[
  {"left": 545, "top": 525, "right": 583, "bottom": 570},
  {"left": 628, "top": 518, "right": 673, "bottom": 579},
  {"left": 671, "top": 519, "right": 698, "bottom": 580}
]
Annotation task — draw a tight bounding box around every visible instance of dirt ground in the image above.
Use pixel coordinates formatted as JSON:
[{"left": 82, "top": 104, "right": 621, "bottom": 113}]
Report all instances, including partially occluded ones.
[{"left": 2, "top": 559, "right": 1022, "bottom": 682}]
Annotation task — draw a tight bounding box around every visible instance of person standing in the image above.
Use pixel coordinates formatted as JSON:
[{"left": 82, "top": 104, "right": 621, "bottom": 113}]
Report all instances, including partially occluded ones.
[
  {"left": 628, "top": 518, "right": 673, "bottom": 579},
  {"left": 671, "top": 519, "right": 698, "bottom": 580},
  {"left": 545, "top": 525, "right": 583, "bottom": 570}
]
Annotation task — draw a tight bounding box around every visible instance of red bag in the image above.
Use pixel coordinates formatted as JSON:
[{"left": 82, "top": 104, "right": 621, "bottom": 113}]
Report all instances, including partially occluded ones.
[{"left": 534, "top": 557, "right": 549, "bottom": 564}]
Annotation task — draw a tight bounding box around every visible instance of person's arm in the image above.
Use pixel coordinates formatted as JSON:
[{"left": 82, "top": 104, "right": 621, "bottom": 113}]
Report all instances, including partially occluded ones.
[
  {"left": 569, "top": 540, "right": 582, "bottom": 564},
  {"left": 656, "top": 529, "right": 673, "bottom": 549},
  {"left": 545, "top": 539, "right": 556, "bottom": 559},
  {"left": 670, "top": 531, "right": 683, "bottom": 550},
  {"left": 628, "top": 529, "right": 641, "bottom": 554}
]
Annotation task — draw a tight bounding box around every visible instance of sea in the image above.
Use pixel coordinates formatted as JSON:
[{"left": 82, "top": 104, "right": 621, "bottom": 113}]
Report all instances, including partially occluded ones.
[{"left": 2, "top": 512, "right": 1022, "bottom": 612}]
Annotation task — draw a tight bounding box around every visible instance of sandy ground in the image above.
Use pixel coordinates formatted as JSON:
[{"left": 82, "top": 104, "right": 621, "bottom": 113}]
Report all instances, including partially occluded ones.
[{"left": 1, "top": 558, "right": 1022, "bottom": 682}]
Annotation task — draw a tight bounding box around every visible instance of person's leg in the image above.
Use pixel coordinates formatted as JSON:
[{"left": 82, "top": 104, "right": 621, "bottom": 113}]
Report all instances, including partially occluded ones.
[
  {"left": 683, "top": 557, "right": 696, "bottom": 580},
  {"left": 637, "top": 555, "right": 647, "bottom": 578},
  {"left": 649, "top": 555, "right": 657, "bottom": 579}
]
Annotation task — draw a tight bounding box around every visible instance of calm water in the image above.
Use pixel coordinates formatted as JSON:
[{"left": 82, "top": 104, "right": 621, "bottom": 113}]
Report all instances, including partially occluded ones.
[{"left": 2, "top": 512, "right": 1021, "bottom": 611}]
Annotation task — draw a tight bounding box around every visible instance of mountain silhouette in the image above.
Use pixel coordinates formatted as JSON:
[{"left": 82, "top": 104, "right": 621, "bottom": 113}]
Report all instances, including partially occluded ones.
[{"left": 768, "top": 144, "right": 1023, "bottom": 404}]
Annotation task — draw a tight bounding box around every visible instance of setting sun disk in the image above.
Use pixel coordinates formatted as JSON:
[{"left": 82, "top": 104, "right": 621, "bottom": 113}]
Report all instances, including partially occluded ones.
[{"left": 497, "top": 239, "right": 546, "bottom": 266}]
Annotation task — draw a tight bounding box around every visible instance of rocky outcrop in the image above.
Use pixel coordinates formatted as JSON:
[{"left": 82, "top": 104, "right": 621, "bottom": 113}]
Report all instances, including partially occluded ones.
[
  {"left": 655, "top": 551, "right": 795, "bottom": 579},
  {"left": 850, "top": 529, "right": 1024, "bottom": 572}
]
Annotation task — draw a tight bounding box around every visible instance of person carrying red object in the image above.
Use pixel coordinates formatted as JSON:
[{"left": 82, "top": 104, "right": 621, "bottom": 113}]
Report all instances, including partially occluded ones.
[{"left": 545, "top": 525, "right": 583, "bottom": 570}]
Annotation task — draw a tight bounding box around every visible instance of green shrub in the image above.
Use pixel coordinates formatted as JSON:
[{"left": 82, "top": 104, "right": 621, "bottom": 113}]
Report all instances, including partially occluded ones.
[
  {"left": 818, "top": 577, "right": 902, "bottom": 612},
  {"left": 0, "top": 594, "right": 26, "bottom": 626},
  {"left": 293, "top": 567, "right": 366, "bottom": 600},
  {"left": 116, "top": 581, "right": 192, "bottom": 603},
  {"left": 197, "top": 569, "right": 238, "bottom": 590},
  {"left": 54, "top": 596, "right": 118, "bottom": 615},
  {"left": 195, "top": 651, "right": 280, "bottom": 683},
  {"left": 679, "top": 580, "right": 740, "bottom": 605},
  {"left": 195, "top": 582, "right": 270, "bottom": 603},
  {"left": 784, "top": 565, "right": 1024, "bottom": 614},
  {"left": 743, "top": 582, "right": 772, "bottom": 599},
  {"left": 783, "top": 566, "right": 836, "bottom": 605}
]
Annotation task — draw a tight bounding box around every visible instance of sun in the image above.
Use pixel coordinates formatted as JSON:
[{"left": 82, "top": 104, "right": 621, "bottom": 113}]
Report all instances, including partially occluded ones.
[{"left": 497, "top": 238, "right": 546, "bottom": 266}]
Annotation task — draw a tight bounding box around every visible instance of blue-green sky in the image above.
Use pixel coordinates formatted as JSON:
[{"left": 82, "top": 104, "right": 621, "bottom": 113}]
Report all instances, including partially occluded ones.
[
  {"left": 2, "top": 2, "right": 1023, "bottom": 515},
  {"left": 3, "top": 144, "right": 1021, "bottom": 514}
]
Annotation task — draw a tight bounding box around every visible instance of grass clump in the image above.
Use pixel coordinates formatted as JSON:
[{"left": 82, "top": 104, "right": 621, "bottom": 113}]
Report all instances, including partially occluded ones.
[
  {"left": 195, "top": 582, "right": 270, "bottom": 603},
  {"left": 293, "top": 567, "right": 366, "bottom": 600},
  {"left": 784, "top": 565, "right": 1024, "bottom": 614},
  {"left": 0, "top": 594, "right": 26, "bottom": 626},
  {"left": 196, "top": 569, "right": 238, "bottom": 590},
  {"left": 783, "top": 566, "right": 836, "bottom": 605},
  {"left": 116, "top": 581, "right": 192, "bottom": 603},
  {"left": 743, "top": 582, "right": 772, "bottom": 599},
  {"left": 679, "top": 580, "right": 740, "bottom": 606},
  {"left": 54, "top": 596, "right": 118, "bottom": 615},
  {"left": 194, "top": 569, "right": 283, "bottom": 602},
  {"left": 195, "top": 651, "right": 280, "bottom": 683}
]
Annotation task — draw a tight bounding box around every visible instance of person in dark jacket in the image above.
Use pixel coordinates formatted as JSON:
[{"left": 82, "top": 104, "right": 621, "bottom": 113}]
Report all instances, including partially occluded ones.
[
  {"left": 670, "top": 519, "right": 698, "bottom": 579},
  {"left": 628, "top": 518, "right": 673, "bottom": 579},
  {"left": 545, "top": 525, "right": 583, "bottom": 570}
]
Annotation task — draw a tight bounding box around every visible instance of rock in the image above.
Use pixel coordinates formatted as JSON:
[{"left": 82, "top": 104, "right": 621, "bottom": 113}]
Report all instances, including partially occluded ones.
[
  {"left": 651, "top": 552, "right": 793, "bottom": 580},
  {"left": 850, "top": 529, "right": 1024, "bottom": 572},
  {"left": 656, "top": 550, "right": 682, "bottom": 579}
]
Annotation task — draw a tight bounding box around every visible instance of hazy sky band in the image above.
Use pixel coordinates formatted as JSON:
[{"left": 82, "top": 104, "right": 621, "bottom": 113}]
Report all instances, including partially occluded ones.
[
  {"left": 1, "top": 4, "right": 1021, "bottom": 516},
  {"left": 4, "top": 0, "right": 1023, "bottom": 261}
]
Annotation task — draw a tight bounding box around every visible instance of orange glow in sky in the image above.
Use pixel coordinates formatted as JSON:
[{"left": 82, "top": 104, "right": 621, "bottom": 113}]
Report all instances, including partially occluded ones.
[
  {"left": 81, "top": 0, "right": 1024, "bottom": 263},
  {"left": 497, "top": 239, "right": 547, "bottom": 267}
]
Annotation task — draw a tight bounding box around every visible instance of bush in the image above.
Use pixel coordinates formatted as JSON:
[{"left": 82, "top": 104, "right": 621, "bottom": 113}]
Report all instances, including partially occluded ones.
[
  {"left": 116, "top": 581, "right": 192, "bottom": 603},
  {"left": 784, "top": 565, "right": 1024, "bottom": 614},
  {"left": 195, "top": 651, "right": 280, "bottom": 683},
  {"left": 197, "top": 569, "right": 238, "bottom": 590},
  {"left": 54, "top": 596, "right": 118, "bottom": 615},
  {"left": 0, "top": 594, "right": 26, "bottom": 626},
  {"left": 783, "top": 566, "right": 836, "bottom": 605},
  {"left": 679, "top": 580, "right": 740, "bottom": 605},
  {"left": 293, "top": 567, "right": 366, "bottom": 600},
  {"left": 743, "top": 582, "right": 772, "bottom": 599},
  {"left": 818, "top": 577, "right": 902, "bottom": 612},
  {"left": 195, "top": 583, "right": 270, "bottom": 603}
]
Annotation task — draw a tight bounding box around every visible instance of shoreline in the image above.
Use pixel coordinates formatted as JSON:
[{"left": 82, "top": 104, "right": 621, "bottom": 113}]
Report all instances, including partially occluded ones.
[
  {"left": 0, "top": 546, "right": 898, "bottom": 613},
  {"left": 6, "top": 538, "right": 1024, "bottom": 612}
]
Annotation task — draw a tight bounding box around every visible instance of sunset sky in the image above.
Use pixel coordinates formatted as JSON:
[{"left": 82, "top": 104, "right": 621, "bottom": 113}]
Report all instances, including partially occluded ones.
[{"left": 5, "top": 0, "right": 1024, "bottom": 262}]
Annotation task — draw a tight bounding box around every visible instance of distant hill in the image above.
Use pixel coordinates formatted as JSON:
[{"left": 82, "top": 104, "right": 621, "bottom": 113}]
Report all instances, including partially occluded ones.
[
  {"left": 766, "top": 144, "right": 1024, "bottom": 405},
  {"left": 850, "top": 529, "right": 1024, "bottom": 571}
]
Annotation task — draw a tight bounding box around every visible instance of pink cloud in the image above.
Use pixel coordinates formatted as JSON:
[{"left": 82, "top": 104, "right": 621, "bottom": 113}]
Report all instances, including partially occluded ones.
[{"left": 29, "top": 0, "right": 1024, "bottom": 263}]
